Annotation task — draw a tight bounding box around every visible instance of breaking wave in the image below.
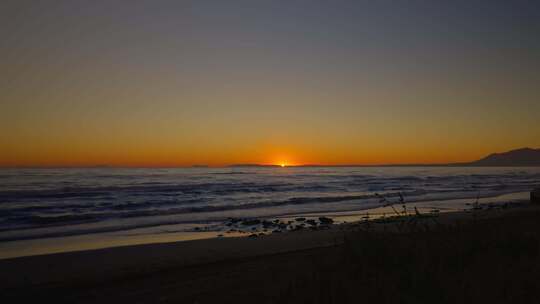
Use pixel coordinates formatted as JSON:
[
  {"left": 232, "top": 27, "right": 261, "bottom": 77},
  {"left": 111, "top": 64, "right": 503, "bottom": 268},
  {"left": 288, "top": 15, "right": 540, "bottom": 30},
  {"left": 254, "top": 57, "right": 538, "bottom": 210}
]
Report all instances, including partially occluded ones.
[{"left": 0, "top": 167, "right": 539, "bottom": 241}]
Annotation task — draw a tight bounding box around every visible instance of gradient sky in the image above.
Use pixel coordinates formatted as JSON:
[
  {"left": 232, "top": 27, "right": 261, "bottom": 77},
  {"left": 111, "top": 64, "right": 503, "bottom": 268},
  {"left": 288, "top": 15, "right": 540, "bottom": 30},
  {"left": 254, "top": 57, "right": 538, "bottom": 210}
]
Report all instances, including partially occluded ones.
[{"left": 1, "top": 0, "right": 539, "bottom": 167}]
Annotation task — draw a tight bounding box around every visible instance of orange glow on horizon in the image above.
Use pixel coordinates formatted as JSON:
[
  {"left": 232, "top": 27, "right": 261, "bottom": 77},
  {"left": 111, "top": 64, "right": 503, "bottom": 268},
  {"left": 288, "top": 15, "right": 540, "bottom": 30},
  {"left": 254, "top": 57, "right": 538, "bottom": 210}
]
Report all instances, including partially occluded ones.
[{"left": 0, "top": 139, "right": 537, "bottom": 168}]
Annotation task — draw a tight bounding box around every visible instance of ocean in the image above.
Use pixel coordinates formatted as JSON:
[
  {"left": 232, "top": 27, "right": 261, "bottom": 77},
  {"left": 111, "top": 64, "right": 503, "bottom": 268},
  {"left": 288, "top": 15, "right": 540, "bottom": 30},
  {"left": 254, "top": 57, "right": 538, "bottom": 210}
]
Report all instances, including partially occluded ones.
[{"left": 1, "top": 167, "right": 539, "bottom": 258}]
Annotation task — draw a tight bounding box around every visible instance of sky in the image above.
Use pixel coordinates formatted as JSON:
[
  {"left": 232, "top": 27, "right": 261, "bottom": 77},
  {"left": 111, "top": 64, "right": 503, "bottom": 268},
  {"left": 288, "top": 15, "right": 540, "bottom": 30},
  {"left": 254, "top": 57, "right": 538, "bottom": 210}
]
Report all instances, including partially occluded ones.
[{"left": 1, "top": 0, "right": 539, "bottom": 167}]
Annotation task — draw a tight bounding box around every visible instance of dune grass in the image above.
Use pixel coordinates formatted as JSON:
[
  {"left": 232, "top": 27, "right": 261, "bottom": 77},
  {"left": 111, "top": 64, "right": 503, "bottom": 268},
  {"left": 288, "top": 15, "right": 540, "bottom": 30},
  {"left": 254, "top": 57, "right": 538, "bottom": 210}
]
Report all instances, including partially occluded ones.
[{"left": 278, "top": 209, "right": 540, "bottom": 303}]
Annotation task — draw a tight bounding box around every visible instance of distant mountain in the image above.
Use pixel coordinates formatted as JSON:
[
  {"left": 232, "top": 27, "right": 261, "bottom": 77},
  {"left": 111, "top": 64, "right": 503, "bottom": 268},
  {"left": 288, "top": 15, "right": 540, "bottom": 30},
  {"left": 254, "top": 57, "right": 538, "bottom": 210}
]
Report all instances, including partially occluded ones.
[{"left": 468, "top": 148, "right": 540, "bottom": 167}]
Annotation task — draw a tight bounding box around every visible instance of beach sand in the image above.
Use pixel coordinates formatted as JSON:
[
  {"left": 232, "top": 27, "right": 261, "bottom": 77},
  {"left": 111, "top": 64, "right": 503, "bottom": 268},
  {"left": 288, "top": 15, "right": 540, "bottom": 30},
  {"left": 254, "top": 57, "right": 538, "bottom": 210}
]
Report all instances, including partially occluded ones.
[{"left": 2, "top": 199, "right": 539, "bottom": 303}]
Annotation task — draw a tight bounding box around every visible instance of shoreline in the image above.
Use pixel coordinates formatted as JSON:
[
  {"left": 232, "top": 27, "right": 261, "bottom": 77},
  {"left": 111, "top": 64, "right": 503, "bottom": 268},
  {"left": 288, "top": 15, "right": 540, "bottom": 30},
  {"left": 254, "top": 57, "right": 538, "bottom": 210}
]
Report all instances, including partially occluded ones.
[
  {"left": 0, "top": 191, "right": 530, "bottom": 260},
  {"left": 1, "top": 199, "right": 539, "bottom": 302},
  {"left": 1, "top": 196, "right": 534, "bottom": 276}
]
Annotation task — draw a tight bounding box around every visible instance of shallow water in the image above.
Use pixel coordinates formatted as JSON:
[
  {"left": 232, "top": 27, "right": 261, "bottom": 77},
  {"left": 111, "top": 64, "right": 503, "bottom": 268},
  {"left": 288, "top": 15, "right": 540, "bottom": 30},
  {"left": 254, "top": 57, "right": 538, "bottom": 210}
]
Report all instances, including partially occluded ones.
[{"left": 0, "top": 167, "right": 539, "bottom": 250}]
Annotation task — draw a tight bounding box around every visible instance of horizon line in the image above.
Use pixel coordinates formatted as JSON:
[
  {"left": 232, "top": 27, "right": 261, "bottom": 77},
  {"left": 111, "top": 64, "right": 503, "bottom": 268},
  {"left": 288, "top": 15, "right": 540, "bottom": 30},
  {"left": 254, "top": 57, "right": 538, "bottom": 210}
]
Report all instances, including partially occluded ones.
[
  {"left": 3, "top": 163, "right": 540, "bottom": 169},
  {"left": 2, "top": 146, "right": 539, "bottom": 169}
]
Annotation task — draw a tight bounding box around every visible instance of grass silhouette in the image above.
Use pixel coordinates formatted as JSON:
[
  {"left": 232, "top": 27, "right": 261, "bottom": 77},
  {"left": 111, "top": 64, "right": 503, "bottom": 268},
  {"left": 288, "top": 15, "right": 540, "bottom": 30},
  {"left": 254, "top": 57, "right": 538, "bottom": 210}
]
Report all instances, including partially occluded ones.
[{"left": 278, "top": 208, "right": 540, "bottom": 303}]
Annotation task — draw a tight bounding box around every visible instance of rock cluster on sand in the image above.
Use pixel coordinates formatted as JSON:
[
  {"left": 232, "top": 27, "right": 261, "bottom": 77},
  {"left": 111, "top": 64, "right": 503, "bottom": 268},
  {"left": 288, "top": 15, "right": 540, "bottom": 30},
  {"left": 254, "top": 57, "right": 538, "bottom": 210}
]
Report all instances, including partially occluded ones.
[{"left": 222, "top": 216, "right": 336, "bottom": 235}]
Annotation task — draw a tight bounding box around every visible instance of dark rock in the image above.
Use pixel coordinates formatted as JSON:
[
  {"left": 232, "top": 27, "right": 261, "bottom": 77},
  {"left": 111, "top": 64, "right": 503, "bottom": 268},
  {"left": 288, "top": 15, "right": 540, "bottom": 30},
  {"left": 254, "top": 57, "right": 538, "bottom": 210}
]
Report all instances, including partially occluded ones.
[
  {"left": 306, "top": 219, "right": 317, "bottom": 226},
  {"left": 319, "top": 217, "right": 334, "bottom": 224},
  {"left": 295, "top": 217, "right": 306, "bottom": 222},
  {"left": 262, "top": 220, "right": 274, "bottom": 228},
  {"left": 241, "top": 219, "right": 261, "bottom": 226}
]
